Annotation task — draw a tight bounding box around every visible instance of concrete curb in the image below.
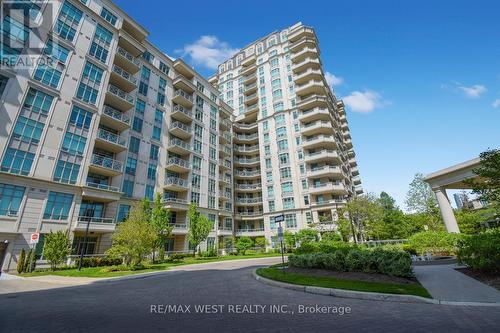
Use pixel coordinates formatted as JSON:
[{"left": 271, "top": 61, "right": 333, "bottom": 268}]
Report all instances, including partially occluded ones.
[{"left": 253, "top": 270, "right": 500, "bottom": 307}]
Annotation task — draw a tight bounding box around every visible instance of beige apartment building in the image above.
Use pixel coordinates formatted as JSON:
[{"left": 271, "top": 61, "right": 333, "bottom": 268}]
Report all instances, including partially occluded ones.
[
  {"left": 0, "top": 1, "right": 360, "bottom": 272},
  {"left": 209, "top": 23, "right": 362, "bottom": 247}
]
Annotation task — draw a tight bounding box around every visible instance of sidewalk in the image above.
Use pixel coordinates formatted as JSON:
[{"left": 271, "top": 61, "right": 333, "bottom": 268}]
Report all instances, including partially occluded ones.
[{"left": 413, "top": 264, "right": 500, "bottom": 303}]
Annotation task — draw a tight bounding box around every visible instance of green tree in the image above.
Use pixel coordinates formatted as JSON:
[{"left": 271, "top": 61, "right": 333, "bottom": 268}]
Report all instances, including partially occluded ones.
[
  {"left": 295, "top": 229, "right": 318, "bottom": 244},
  {"left": 43, "top": 231, "right": 71, "bottom": 271},
  {"left": 465, "top": 149, "right": 500, "bottom": 211},
  {"left": 149, "top": 193, "right": 172, "bottom": 262},
  {"left": 236, "top": 236, "right": 253, "bottom": 255},
  {"left": 405, "top": 173, "right": 442, "bottom": 230},
  {"left": 370, "top": 192, "right": 409, "bottom": 239},
  {"left": 343, "top": 194, "right": 384, "bottom": 242},
  {"left": 106, "top": 202, "right": 157, "bottom": 266},
  {"left": 379, "top": 191, "right": 397, "bottom": 211},
  {"left": 283, "top": 231, "right": 296, "bottom": 251},
  {"left": 321, "top": 231, "right": 342, "bottom": 242},
  {"left": 254, "top": 236, "right": 268, "bottom": 249},
  {"left": 17, "top": 248, "right": 25, "bottom": 274},
  {"left": 456, "top": 208, "right": 496, "bottom": 234},
  {"left": 187, "top": 203, "right": 212, "bottom": 255}
]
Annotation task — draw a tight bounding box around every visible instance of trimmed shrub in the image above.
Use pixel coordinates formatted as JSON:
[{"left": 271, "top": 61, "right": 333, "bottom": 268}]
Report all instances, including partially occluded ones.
[
  {"left": 289, "top": 247, "right": 413, "bottom": 277},
  {"left": 457, "top": 228, "right": 500, "bottom": 273},
  {"left": 17, "top": 249, "right": 26, "bottom": 274},
  {"left": 408, "top": 231, "right": 462, "bottom": 255},
  {"left": 75, "top": 257, "right": 123, "bottom": 268},
  {"left": 294, "top": 240, "right": 353, "bottom": 255}
]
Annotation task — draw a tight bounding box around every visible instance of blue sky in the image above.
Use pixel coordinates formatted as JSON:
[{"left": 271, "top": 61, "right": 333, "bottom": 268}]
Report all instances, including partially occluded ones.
[{"left": 115, "top": 0, "right": 500, "bottom": 209}]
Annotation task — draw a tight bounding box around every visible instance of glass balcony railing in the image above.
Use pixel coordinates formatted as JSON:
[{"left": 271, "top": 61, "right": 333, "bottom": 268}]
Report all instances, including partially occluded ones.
[{"left": 97, "top": 128, "right": 127, "bottom": 147}]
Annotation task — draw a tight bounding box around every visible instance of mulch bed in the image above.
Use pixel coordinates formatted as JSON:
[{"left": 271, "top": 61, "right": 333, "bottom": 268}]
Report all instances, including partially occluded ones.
[
  {"left": 455, "top": 268, "right": 500, "bottom": 291},
  {"left": 284, "top": 266, "right": 419, "bottom": 285}
]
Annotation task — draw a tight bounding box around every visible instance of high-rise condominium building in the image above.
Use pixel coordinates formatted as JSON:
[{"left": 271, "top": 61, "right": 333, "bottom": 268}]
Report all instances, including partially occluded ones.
[
  {"left": 0, "top": 1, "right": 361, "bottom": 272},
  {"left": 209, "top": 23, "right": 362, "bottom": 246}
]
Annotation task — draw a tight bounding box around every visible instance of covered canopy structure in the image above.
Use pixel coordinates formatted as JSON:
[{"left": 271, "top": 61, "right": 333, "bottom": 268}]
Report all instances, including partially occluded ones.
[{"left": 424, "top": 158, "right": 481, "bottom": 233}]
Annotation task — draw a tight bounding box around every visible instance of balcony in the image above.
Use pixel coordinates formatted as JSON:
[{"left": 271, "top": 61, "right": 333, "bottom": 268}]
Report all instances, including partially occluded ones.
[
  {"left": 234, "top": 157, "right": 260, "bottom": 166},
  {"left": 166, "top": 157, "right": 190, "bottom": 172},
  {"left": 301, "top": 120, "right": 334, "bottom": 136},
  {"left": 240, "top": 65, "right": 257, "bottom": 78},
  {"left": 219, "top": 191, "right": 232, "bottom": 201},
  {"left": 235, "top": 211, "right": 264, "bottom": 220},
  {"left": 170, "top": 222, "right": 189, "bottom": 235},
  {"left": 110, "top": 65, "right": 137, "bottom": 93},
  {"left": 234, "top": 132, "right": 258, "bottom": 143},
  {"left": 168, "top": 138, "right": 191, "bottom": 155},
  {"left": 219, "top": 159, "right": 232, "bottom": 170},
  {"left": 89, "top": 154, "right": 123, "bottom": 176},
  {"left": 235, "top": 183, "right": 262, "bottom": 192},
  {"left": 235, "top": 228, "right": 265, "bottom": 236},
  {"left": 289, "top": 36, "right": 318, "bottom": 53},
  {"left": 162, "top": 197, "right": 189, "bottom": 211},
  {"left": 308, "top": 165, "right": 343, "bottom": 178},
  {"left": 308, "top": 182, "right": 347, "bottom": 195},
  {"left": 164, "top": 177, "right": 189, "bottom": 191},
  {"left": 95, "top": 128, "right": 127, "bottom": 153},
  {"left": 220, "top": 131, "right": 232, "bottom": 143},
  {"left": 233, "top": 144, "right": 259, "bottom": 154},
  {"left": 100, "top": 105, "right": 130, "bottom": 131},
  {"left": 288, "top": 26, "right": 315, "bottom": 43},
  {"left": 353, "top": 177, "right": 361, "bottom": 186},
  {"left": 297, "top": 94, "right": 329, "bottom": 111},
  {"left": 292, "top": 57, "right": 321, "bottom": 74},
  {"left": 241, "top": 54, "right": 256, "bottom": 67},
  {"left": 343, "top": 130, "right": 351, "bottom": 140},
  {"left": 345, "top": 138, "right": 353, "bottom": 149},
  {"left": 291, "top": 47, "right": 319, "bottom": 63},
  {"left": 356, "top": 186, "right": 364, "bottom": 195},
  {"left": 310, "top": 198, "right": 347, "bottom": 207},
  {"left": 245, "top": 103, "right": 259, "bottom": 116},
  {"left": 219, "top": 119, "right": 231, "bottom": 130},
  {"left": 169, "top": 121, "right": 192, "bottom": 139},
  {"left": 352, "top": 166, "right": 360, "bottom": 176},
  {"left": 82, "top": 182, "right": 121, "bottom": 202},
  {"left": 75, "top": 216, "right": 116, "bottom": 232},
  {"left": 171, "top": 105, "right": 193, "bottom": 123},
  {"left": 244, "top": 82, "right": 258, "bottom": 95},
  {"left": 244, "top": 92, "right": 258, "bottom": 105},
  {"left": 106, "top": 84, "right": 134, "bottom": 111},
  {"left": 173, "top": 59, "right": 195, "bottom": 79},
  {"left": 302, "top": 134, "right": 337, "bottom": 150},
  {"left": 295, "top": 79, "right": 326, "bottom": 97},
  {"left": 220, "top": 144, "right": 231, "bottom": 156},
  {"left": 173, "top": 75, "right": 196, "bottom": 94},
  {"left": 234, "top": 122, "right": 257, "bottom": 131},
  {"left": 219, "top": 174, "right": 232, "bottom": 184},
  {"left": 236, "top": 197, "right": 263, "bottom": 206},
  {"left": 294, "top": 68, "right": 323, "bottom": 85},
  {"left": 234, "top": 169, "right": 261, "bottom": 178},
  {"left": 114, "top": 46, "right": 141, "bottom": 73},
  {"left": 298, "top": 107, "right": 330, "bottom": 123},
  {"left": 304, "top": 149, "right": 341, "bottom": 163},
  {"left": 172, "top": 89, "right": 193, "bottom": 108}
]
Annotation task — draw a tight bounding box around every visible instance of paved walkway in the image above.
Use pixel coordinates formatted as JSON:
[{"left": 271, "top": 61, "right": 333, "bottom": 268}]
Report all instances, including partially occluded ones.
[{"left": 413, "top": 264, "right": 500, "bottom": 303}]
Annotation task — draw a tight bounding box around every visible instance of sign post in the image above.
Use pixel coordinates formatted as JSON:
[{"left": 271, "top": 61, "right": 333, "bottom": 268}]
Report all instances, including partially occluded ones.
[
  {"left": 29, "top": 233, "right": 39, "bottom": 273},
  {"left": 274, "top": 215, "right": 285, "bottom": 269}
]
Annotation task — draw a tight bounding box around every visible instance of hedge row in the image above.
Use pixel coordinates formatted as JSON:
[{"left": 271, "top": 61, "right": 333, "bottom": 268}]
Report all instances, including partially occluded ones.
[
  {"left": 457, "top": 228, "right": 500, "bottom": 273},
  {"left": 74, "top": 257, "right": 123, "bottom": 268},
  {"left": 289, "top": 247, "right": 413, "bottom": 277}
]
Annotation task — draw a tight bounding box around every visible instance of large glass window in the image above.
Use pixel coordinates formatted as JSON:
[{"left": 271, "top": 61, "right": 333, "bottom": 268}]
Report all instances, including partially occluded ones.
[
  {"left": 43, "top": 191, "right": 74, "bottom": 220},
  {"left": 0, "top": 183, "right": 25, "bottom": 216},
  {"left": 76, "top": 62, "right": 103, "bottom": 104},
  {"left": 55, "top": 1, "right": 83, "bottom": 42},
  {"left": 1, "top": 148, "right": 34, "bottom": 175},
  {"left": 69, "top": 106, "right": 92, "bottom": 129},
  {"left": 117, "top": 204, "right": 131, "bottom": 222},
  {"left": 54, "top": 160, "right": 80, "bottom": 184}
]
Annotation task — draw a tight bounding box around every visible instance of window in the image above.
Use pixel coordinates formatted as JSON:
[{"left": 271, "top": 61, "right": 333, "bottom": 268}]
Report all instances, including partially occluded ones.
[
  {"left": 280, "top": 167, "right": 292, "bottom": 180},
  {"left": 135, "top": 99, "right": 145, "bottom": 116},
  {"left": 152, "top": 126, "right": 161, "bottom": 141},
  {"left": 100, "top": 7, "right": 117, "bottom": 25},
  {"left": 191, "top": 174, "right": 201, "bottom": 189},
  {"left": 0, "top": 184, "right": 25, "bottom": 216},
  {"left": 139, "top": 81, "right": 149, "bottom": 96},
  {"left": 34, "top": 40, "right": 69, "bottom": 88},
  {"left": 275, "top": 114, "right": 285, "bottom": 125},
  {"left": 192, "top": 156, "right": 202, "bottom": 170},
  {"left": 12, "top": 116, "right": 45, "bottom": 144},
  {"left": 159, "top": 62, "right": 169, "bottom": 75},
  {"left": 277, "top": 139, "right": 288, "bottom": 151},
  {"left": 267, "top": 185, "right": 274, "bottom": 198},
  {"left": 53, "top": 160, "right": 80, "bottom": 184},
  {"left": 263, "top": 133, "right": 269, "bottom": 143},
  {"left": 194, "top": 124, "right": 203, "bottom": 138},
  {"left": 125, "top": 157, "right": 137, "bottom": 175},
  {"left": 122, "top": 180, "right": 134, "bottom": 197},
  {"left": 147, "top": 163, "right": 156, "bottom": 180},
  {"left": 209, "top": 147, "right": 216, "bottom": 160},
  {"left": 150, "top": 144, "right": 159, "bottom": 160},
  {"left": 271, "top": 78, "right": 281, "bottom": 88},
  {"left": 269, "top": 201, "right": 275, "bottom": 212},
  {"left": 145, "top": 185, "right": 154, "bottom": 201},
  {"left": 157, "top": 92, "right": 165, "bottom": 106},
  {"left": 76, "top": 62, "right": 103, "bottom": 104},
  {"left": 281, "top": 181, "right": 293, "bottom": 193},
  {"left": 274, "top": 102, "right": 284, "bottom": 112},
  {"left": 279, "top": 153, "right": 289, "bottom": 165},
  {"left": 276, "top": 126, "right": 287, "bottom": 138},
  {"left": 129, "top": 136, "right": 140, "bottom": 154},
  {"left": 43, "top": 191, "right": 74, "bottom": 220},
  {"left": 304, "top": 196, "right": 310, "bottom": 205},
  {"left": 283, "top": 197, "right": 295, "bottom": 209},
  {"left": 117, "top": 204, "right": 130, "bottom": 222},
  {"left": 132, "top": 117, "right": 143, "bottom": 132},
  {"left": 1, "top": 148, "right": 34, "bottom": 175},
  {"left": 69, "top": 106, "right": 92, "bottom": 130},
  {"left": 55, "top": 1, "right": 83, "bottom": 42},
  {"left": 24, "top": 88, "right": 54, "bottom": 115},
  {"left": 266, "top": 171, "right": 273, "bottom": 183},
  {"left": 191, "top": 192, "right": 200, "bottom": 204},
  {"left": 193, "top": 140, "right": 202, "bottom": 153},
  {"left": 270, "top": 68, "right": 280, "bottom": 78},
  {"left": 285, "top": 214, "right": 297, "bottom": 228},
  {"left": 262, "top": 121, "right": 269, "bottom": 131},
  {"left": 142, "top": 51, "right": 154, "bottom": 63},
  {"left": 264, "top": 145, "right": 270, "bottom": 155},
  {"left": 302, "top": 179, "right": 308, "bottom": 189},
  {"left": 61, "top": 132, "right": 87, "bottom": 155},
  {"left": 265, "top": 158, "right": 272, "bottom": 169},
  {"left": 89, "top": 25, "right": 112, "bottom": 63},
  {"left": 209, "top": 162, "right": 216, "bottom": 176}
]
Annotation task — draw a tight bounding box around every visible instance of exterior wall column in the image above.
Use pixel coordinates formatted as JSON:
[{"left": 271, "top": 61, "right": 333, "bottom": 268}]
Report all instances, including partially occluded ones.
[{"left": 433, "top": 187, "right": 460, "bottom": 233}]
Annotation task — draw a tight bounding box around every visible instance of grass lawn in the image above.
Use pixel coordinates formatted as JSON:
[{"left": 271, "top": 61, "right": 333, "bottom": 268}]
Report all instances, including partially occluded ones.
[
  {"left": 21, "top": 252, "right": 281, "bottom": 278},
  {"left": 256, "top": 267, "right": 432, "bottom": 298}
]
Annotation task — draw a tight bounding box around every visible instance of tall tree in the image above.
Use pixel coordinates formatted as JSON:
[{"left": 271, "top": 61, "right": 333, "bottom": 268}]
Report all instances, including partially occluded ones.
[
  {"left": 466, "top": 149, "right": 500, "bottom": 211},
  {"left": 149, "top": 193, "right": 172, "bottom": 262},
  {"left": 405, "top": 173, "right": 442, "bottom": 231},
  {"left": 43, "top": 231, "right": 71, "bottom": 271},
  {"left": 107, "top": 201, "right": 157, "bottom": 266},
  {"left": 187, "top": 203, "right": 212, "bottom": 255},
  {"left": 379, "top": 191, "right": 397, "bottom": 211},
  {"left": 343, "top": 194, "right": 383, "bottom": 242}
]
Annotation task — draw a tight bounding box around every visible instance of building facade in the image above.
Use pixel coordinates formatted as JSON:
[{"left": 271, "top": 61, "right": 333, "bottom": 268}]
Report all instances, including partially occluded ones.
[
  {"left": 0, "top": 0, "right": 234, "bottom": 271},
  {"left": 209, "top": 23, "right": 362, "bottom": 247},
  {"left": 0, "top": 2, "right": 361, "bottom": 272}
]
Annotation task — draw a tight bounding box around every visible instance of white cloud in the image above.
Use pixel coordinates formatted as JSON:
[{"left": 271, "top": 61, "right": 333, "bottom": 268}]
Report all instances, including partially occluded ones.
[
  {"left": 457, "top": 84, "right": 487, "bottom": 98},
  {"left": 342, "top": 90, "right": 386, "bottom": 113},
  {"left": 493, "top": 99, "right": 500, "bottom": 108},
  {"left": 324, "top": 71, "right": 344, "bottom": 87},
  {"left": 176, "top": 35, "right": 239, "bottom": 70}
]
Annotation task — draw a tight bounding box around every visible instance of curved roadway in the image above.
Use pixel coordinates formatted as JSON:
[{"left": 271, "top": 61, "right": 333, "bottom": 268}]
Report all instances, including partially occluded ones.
[{"left": 0, "top": 257, "right": 499, "bottom": 332}]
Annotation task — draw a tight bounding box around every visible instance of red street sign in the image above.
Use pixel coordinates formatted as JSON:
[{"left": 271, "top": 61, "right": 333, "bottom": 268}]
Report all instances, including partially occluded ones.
[{"left": 30, "top": 233, "right": 40, "bottom": 244}]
